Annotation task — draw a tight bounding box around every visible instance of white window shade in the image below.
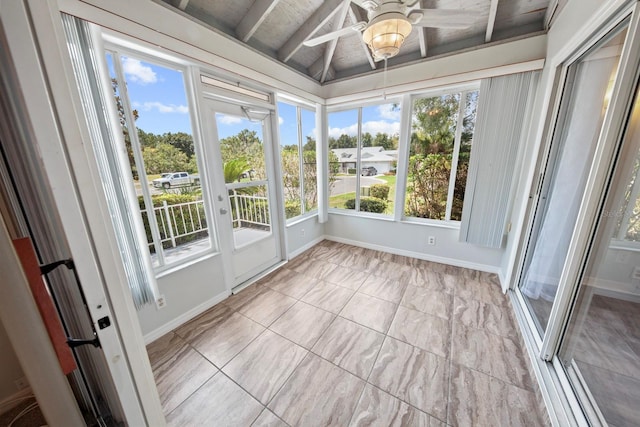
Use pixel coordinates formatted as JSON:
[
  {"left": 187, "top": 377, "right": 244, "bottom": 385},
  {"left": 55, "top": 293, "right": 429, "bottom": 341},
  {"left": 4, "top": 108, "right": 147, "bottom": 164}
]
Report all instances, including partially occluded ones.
[{"left": 459, "top": 71, "right": 540, "bottom": 248}]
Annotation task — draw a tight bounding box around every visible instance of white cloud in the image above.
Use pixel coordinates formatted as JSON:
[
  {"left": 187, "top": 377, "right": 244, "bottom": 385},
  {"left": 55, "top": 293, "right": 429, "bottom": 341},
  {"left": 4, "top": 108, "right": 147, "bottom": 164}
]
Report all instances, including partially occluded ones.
[
  {"left": 278, "top": 116, "right": 284, "bottom": 125},
  {"left": 139, "top": 102, "right": 188, "bottom": 114},
  {"left": 217, "top": 114, "right": 242, "bottom": 125},
  {"left": 122, "top": 58, "right": 157, "bottom": 85},
  {"left": 377, "top": 104, "right": 401, "bottom": 121},
  {"left": 328, "top": 120, "right": 400, "bottom": 138}
]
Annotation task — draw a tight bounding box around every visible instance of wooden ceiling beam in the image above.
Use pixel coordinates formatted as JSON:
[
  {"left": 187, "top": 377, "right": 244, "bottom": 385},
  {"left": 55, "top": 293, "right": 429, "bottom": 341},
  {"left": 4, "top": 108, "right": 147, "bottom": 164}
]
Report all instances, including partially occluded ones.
[
  {"left": 485, "top": 0, "right": 499, "bottom": 43},
  {"left": 237, "top": 0, "right": 281, "bottom": 42},
  {"left": 417, "top": 1, "right": 427, "bottom": 58},
  {"left": 309, "top": 56, "right": 335, "bottom": 82},
  {"left": 278, "top": 0, "right": 346, "bottom": 63},
  {"left": 172, "top": 0, "right": 189, "bottom": 11},
  {"left": 349, "top": 3, "right": 375, "bottom": 70},
  {"left": 321, "top": 1, "right": 351, "bottom": 83}
]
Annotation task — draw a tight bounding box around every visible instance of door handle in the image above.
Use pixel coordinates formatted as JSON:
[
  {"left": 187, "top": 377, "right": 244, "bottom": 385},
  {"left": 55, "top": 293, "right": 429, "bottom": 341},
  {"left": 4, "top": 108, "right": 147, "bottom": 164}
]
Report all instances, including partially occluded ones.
[
  {"left": 218, "top": 195, "right": 224, "bottom": 201},
  {"left": 220, "top": 208, "right": 228, "bottom": 215}
]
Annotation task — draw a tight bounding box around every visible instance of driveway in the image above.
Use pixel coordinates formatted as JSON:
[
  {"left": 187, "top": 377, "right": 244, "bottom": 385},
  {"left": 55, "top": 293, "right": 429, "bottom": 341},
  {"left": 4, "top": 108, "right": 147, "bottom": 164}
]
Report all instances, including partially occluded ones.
[{"left": 330, "top": 175, "right": 385, "bottom": 196}]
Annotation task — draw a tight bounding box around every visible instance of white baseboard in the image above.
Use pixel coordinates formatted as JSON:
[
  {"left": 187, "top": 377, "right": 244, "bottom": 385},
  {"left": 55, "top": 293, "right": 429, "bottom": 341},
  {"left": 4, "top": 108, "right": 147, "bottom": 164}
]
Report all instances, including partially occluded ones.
[
  {"left": 325, "top": 235, "right": 502, "bottom": 274},
  {"left": 0, "top": 388, "right": 33, "bottom": 415},
  {"left": 288, "top": 235, "right": 326, "bottom": 260},
  {"left": 143, "top": 291, "right": 228, "bottom": 344}
]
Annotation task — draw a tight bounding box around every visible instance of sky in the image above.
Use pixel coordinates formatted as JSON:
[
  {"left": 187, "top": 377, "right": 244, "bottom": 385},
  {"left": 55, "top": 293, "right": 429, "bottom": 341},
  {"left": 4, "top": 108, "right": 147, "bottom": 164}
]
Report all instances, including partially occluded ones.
[{"left": 107, "top": 53, "right": 401, "bottom": 144}]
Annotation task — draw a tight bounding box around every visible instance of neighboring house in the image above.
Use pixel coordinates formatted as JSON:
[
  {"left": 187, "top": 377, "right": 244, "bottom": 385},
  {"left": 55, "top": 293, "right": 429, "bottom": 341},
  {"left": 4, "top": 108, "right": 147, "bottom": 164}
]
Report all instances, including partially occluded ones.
[{"left": 331, "top": 147, "right": 398, "bottom": 174}]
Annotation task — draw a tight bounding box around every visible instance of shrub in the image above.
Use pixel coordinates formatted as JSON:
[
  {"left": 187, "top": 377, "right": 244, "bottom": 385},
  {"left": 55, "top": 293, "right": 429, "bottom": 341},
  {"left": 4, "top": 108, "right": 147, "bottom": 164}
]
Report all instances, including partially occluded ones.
[
  {"left": 344, "top": 197, "right": 387, "bottom": 213},
  {"left": 370, "top": 184, "right": 390, "bottom": 200},
  {"left": 285, "top": 200, "right": 302, "bottom": 219},
  {"left": 347, "top": 168, "right": 356, "bottom": 175}
]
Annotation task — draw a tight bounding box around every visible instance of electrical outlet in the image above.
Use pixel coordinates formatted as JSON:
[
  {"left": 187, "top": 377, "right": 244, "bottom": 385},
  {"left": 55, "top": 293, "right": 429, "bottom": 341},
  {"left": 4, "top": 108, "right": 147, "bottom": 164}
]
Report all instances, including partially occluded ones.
[
  {"left": 156, "top": 295, "right": 167, "bottom": 309},
  {"left": 427, "top": 236, "right": 436, "bottom": 246},
  {"left": 14, "top": 377, "right": 28, "bottom": 391},
  {"left": 300, "top": 229, "right": 305, "bottom": 237}
]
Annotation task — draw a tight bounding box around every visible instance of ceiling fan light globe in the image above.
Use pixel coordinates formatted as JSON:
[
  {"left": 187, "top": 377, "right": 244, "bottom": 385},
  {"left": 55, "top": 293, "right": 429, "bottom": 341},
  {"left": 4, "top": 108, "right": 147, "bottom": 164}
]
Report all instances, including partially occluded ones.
[{"left": 362, "top": 12, "right": 412, "bottom": 59}]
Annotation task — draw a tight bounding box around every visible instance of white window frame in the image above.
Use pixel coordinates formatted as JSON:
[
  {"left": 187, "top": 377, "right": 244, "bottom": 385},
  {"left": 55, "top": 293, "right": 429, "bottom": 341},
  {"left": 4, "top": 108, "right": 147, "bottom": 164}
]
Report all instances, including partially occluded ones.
[
  {"left": 276, "top": 95, "right": 319, "bottom": 223},
  {"left": 102, "top": 42, "right": 217, "bottom": 273}
]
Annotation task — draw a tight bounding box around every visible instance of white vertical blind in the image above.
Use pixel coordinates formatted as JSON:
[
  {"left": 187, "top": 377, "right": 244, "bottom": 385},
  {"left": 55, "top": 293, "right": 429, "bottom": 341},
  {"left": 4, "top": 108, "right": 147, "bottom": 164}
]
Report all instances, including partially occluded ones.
[
  {"left": 62, "top": 15, "right": 157, "bottom": 309},
  {"left": 460, "top": 71, "right": 540, "bottom": 248}
]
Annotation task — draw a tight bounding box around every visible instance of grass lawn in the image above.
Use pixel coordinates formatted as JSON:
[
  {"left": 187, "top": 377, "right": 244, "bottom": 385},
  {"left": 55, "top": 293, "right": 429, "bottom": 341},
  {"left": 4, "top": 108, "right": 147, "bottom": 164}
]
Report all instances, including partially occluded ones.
[{"left": 328, "top": 174, "right": 398, "bottom": 214}]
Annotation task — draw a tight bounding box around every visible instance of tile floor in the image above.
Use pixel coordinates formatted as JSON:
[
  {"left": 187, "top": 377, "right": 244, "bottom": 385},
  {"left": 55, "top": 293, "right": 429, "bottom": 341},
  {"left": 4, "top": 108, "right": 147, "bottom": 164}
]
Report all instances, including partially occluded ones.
[{"left": 146, "top": 240, "right": 550, "bottom": 426}]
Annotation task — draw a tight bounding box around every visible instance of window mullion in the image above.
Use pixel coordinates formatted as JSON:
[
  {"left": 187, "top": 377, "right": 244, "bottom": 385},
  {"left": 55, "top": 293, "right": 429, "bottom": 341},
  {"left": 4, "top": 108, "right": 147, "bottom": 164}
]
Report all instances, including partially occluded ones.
[
  {"left": 296, "top": 106, "right": 305, "bottom": 215},
  {"left": 445, "top": 92, "right": 467, "bottom": 221},
  {"left": 111, "top": 52, "right": 166, "bottom": 266},
  {"left": 395, "top": 94, "right": 413, "bottom": 221},
  {"left": 355, "top": 107, "right": 363, "bottom": 212}
]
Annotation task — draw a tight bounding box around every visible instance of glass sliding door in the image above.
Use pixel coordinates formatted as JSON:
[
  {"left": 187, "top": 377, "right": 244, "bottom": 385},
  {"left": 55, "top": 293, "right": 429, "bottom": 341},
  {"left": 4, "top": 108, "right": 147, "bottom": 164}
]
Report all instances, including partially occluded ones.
[
  {"left": 518, "top": 22, "right": 629, "bottom": 335},
  {"left": 558, "top": 82, "right": 640, "bottom": 426}
]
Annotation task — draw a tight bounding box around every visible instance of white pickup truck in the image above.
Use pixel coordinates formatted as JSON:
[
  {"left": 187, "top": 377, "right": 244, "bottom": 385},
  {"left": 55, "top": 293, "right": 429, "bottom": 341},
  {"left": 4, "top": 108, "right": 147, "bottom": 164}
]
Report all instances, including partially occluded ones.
[{"left": 152, "top": 172, "right": 200, "bottom": 189}]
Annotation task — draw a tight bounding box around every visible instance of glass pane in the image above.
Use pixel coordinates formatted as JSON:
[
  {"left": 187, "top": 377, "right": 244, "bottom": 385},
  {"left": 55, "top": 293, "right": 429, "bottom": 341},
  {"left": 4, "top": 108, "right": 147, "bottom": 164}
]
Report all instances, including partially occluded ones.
[
  {"left": 108, "top": 53, "right": 210, "bottom": 267},
  {"left": 215, "top": 113, "right": 271, "bottom": 248},
  {"left": 519, "top": 25, "right": 627, "bottom": 334},
  {"left": 301, "top": 108, "right": 318, "bottom": 212},
  {"left": 405, "top": 93, "right": 461, "bottom": 219},
  {"left": 328, "top": 109, "right": 358, "bottom": 210},
  {"left": 228, "top": 184, "right": 271, "bottom": 248},
  {"left": 278, "top": 102, "right": 302, "bottom": 219},
  {"left": 360, "top": 103, "right": 400, "bottom": 215},
  {"left": 559, "top": 81, "right": 640, "bottom": 426},
  {"left": 451, "top": 90, "right": 479, "bottom": 221}
]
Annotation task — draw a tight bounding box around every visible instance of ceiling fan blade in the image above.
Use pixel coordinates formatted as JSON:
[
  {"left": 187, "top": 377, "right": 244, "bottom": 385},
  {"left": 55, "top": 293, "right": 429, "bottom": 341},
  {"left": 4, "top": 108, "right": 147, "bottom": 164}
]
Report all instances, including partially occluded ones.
[
  {"left": 303, "top": 22, "right": 367, "bottom": 47},
  {"left": 408, "top": 9, "right": 476, "bottom": 29}
]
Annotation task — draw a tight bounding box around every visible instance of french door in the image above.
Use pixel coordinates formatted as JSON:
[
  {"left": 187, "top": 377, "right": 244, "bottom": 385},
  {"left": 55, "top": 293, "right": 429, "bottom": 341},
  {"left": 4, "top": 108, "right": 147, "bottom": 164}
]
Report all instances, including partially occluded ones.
[
  {"left": 202, "top": 99, "right": 283, "bottom": 289},
  {"left": 515, "top": 4, "right": 640, "bottom": 425}
]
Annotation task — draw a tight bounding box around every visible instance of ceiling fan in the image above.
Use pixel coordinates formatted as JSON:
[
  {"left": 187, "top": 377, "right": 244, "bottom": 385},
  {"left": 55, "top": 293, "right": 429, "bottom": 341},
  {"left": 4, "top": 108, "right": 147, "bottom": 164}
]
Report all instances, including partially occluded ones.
[{"left": 303, "top": 0, "right": 476, "bottom": 61}]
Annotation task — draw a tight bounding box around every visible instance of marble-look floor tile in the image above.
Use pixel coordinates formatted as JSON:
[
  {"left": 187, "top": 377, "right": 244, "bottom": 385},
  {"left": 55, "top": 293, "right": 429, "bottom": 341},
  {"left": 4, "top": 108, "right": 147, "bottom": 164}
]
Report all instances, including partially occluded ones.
[
  {"left": 167, "top": 372, "right": 263, "bottom": 426},
  {"left": 146, "top": 332, "right": 186, "bottom": 371},
  {"left": 359, "top": 275, "right": 406, "bottom": 304},
  {"left": 402, "top": 269, "right": 455, "bottom": 294},
  {"left": 283, "top": 254, "right": 310, "bottom": 271},
  {"left": 312, "top": 317, "right": 384, "bottom": 379},
  {"left": 290, "top": 257, "right": 338, "bottom": 280},
  {"left": 369, "top": 337, "right": 449, "bottom": 420},
  {"left": 323, "top": 265, "right": 369, "bottom": 290},
  {"left": 269, "top": 301, "right": 335, "bottom": 349},
  {"left": 260, "top": 267, "right": 297, "bottom": 287},
  {"left": 239, "top": 288, "right": 297, "bottom": 326},
  {"left": 388, "top": 306, "right": 451, "bottom": 358},
  {"left": 252, "top": 409, "right": 288, "bottom": 427},
  {"left": 448, "top": 363, "right": 494, "bottom": 427},
  {"left": 224, "top": 284, "right": 270, "bottom": 311},
  {"left": 456, "top": 278, "right": 508, "bottom": 308},
  {"left": 300, "top": 280, "right": 354, "bottom": 314},
  {"left": 181, "top": 311, "right": 265, "bottom": 368},
  {"left": 401, "top": 285, "right": 453, "bottom": 320},
  {"left": 451, "top": 323, "right": 493, "bottom": 374},
  {"left": 223, "top": 330, "right": 308, "bottom": 404},
  {"left": 153, "top": 341, "right": 217, "bottom": 414},
  {"left": 268, "top": 354, "right": 365, "bottom": 426},
  {"left": 174, "top": 303, "right": 235, "bottom": 343},
  {"left": 367, "top": 260, "right": 411, "bottom": 281},
  {"left": 490, "top": 376, "right": 544, "bottom": 427},
  {"left": 491, "top": 335, "right": 534, "bottom": 390},
  {"left": 340, "top": 292, "right": 398, "bottom": 333},
  {"left": 266, "top": 271, "right": 319, "bottom": 299},
  {"left": 349, "top": 384, "right": 445, "bottom": 427},
  {"left": 341, "top": 253, "right": 381, "bottom": 272}
]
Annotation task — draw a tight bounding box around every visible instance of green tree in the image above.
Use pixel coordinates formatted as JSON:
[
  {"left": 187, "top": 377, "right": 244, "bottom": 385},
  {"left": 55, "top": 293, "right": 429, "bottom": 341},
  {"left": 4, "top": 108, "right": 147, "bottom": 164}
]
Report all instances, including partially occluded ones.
[
  {"left": 111, "top": 77, "right": 139, "bottom": 178},
  {"left": 220, "top": 129, "right": 265, "bottom": 179},
  {"left": 303, "top": 136, "right": 316, "bottom": 151},
  {"left": 142, "top": 143, "right": 190, "bottom": 174},
  {"left": 361, "top": 132, "right": 373, "bottom": 148},
  {"left": 373, "top": 132, "right": 395, "bottom": 150},
  {"left": 160, "top": 132, "right": 195, "bottom": 158}
]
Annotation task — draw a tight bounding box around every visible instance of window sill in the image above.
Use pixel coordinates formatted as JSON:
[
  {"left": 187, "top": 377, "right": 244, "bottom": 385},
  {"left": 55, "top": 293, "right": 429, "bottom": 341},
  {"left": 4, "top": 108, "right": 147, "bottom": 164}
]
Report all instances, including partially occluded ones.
[
  {"left": 400, "top": 218, "right": 461, "bottom": 230},
  {"left": 155, "top": 251, "right": 220, "bottom": 279},
  {"left": 327, "top": 209, "right": 462, "bottom": 229},
  {"left": 286, "top": 211, "right": 319, "bottom": 227},
  {"left": 328, "top": 208, "right": 395, "bottom": 221}
]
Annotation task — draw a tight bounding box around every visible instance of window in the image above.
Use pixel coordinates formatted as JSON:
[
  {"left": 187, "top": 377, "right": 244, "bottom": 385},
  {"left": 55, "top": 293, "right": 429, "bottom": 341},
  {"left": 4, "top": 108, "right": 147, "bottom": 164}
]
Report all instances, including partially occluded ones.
[
  {"left": 404, "top": 89, "right": 478, "bottom": 221},
  {"left": 277, "top": 100, "right": 317, "bottom": 220},
  {"left": 106, "top": 51, "right": 211, "bottom": 269},
  {"left": 328, "top": 102, "right": 400, "bottom": 215}
]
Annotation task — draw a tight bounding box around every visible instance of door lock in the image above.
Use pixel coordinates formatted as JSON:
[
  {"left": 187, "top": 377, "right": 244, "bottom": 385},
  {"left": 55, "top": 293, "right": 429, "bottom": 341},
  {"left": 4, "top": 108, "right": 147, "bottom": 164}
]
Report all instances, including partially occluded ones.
[
  {"left": 218, "top": 195, "right": 224, "bottom": 201},
  {"left": 220, "top": 208, "right": 228, "bottom": 215}
]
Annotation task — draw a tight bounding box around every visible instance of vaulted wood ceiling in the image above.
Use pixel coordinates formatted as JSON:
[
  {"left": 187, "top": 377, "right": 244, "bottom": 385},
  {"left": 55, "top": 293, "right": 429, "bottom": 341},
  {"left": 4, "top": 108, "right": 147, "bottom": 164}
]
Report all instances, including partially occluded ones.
[{"left": 158, "top": 0, "right": 555, "bottom": 84}]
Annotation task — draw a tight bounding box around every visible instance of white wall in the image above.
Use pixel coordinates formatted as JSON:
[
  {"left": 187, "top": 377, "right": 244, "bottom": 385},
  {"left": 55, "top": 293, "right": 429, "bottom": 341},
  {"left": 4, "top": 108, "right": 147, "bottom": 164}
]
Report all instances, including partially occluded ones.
[
  {"left": 285, "top": 214, "right": 325, "bottom": 258},
  {"left": 0, "top": 319, "right": 26, "bottom": 404},
  {"left": 326, "top": 214, "right": 503, "bottom": 272},
  {"left": 137, "top": 256, "right": 227, "bottom": 341}
]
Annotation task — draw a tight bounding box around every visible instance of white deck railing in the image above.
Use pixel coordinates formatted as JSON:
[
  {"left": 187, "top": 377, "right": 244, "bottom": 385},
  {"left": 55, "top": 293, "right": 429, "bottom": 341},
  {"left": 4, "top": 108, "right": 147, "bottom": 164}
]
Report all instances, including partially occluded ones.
[
  {"left": 230, "top": 191, "right": 270, "bottom": 229},
  {"left": 142, "top": 200, "right": 208, "bottom": 249}
]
